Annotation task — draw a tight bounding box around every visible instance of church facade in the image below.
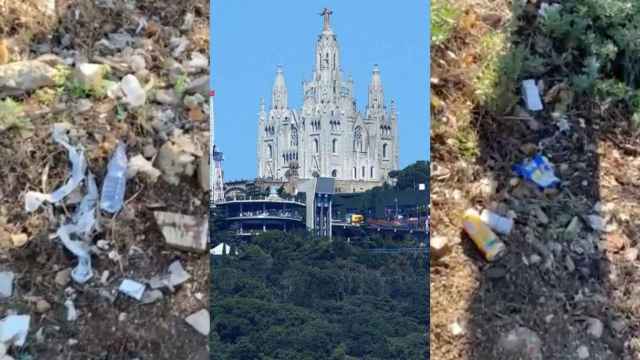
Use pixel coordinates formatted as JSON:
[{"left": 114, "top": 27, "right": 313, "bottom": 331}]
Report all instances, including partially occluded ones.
[{"left": 256, "top": 9, "right": 399, "bottom": 192}]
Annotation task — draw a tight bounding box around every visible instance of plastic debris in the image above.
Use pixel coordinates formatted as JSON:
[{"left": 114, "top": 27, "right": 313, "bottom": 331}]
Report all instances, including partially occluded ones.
[
  {"left": 119, "top": 279, "right": 145, "bottom": 301},
  {"left": 57, "top": 173, "right": 99, "bottom": 284},
  {"left": 148, "top": 260, "right": 191, "bottom": 291},
  {"left": 64, "top": 299, "right": 78, "bottom": 321},
  {"left": 0, "top": 271, "right": 14, "bottom": 298},
  {"left": 100, "top": 142, "right": 128, "bottom": 213},
  {"left": 0, "top": 314, "right": 30, "bottom": 347},
  {"left": 521, "top": 79, "right": 543, "bottom": 111},
  {"left": 480, "top": 209, "right": 514, "bottom": 235},
  {"left": 120, "top": 74, "right": 146, "bottom": 107},
  {"left": 463, "top": 209, "right": 506, "bottom": 261},
  {"left": 185, "top": 309, "right": 210, "bottom": 336},
  {"left": 24, "top": 124, "right": 87, "bottom": 212},
  {"left": 512, "top": 154, "right": 560, "bottom": 189}
]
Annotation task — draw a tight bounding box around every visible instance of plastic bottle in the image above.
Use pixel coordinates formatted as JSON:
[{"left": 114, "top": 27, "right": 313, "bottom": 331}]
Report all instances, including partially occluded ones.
[
  {"left": 480, "top": 209, "right": 514, "bottom": 235},
  {"left": 100, "top": 142, "right": 128, "bottom": 213},
  {"left": 463, "top": 209, "right": 506, "bottom": 261}
]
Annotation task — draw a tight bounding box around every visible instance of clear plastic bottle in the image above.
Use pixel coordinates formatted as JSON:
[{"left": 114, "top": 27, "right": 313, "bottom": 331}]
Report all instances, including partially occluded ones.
[{"left": 100, "top": 142, "right": 128, "bottom": 213}]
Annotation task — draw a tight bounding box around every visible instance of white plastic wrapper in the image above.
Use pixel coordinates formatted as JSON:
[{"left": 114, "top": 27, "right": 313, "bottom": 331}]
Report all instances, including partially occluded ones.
[
  {"left": 25, "top": 124, "right": 87, "bottom": 212},
  {"left": 119, "top": 279, "right": 146, "bottom": 301},
  {"left": 0, "top": 314, "right": 30, "bottom": 347}
]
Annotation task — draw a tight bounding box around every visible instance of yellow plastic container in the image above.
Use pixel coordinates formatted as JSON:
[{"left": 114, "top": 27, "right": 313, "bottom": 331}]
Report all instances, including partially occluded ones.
[{"left": 463, "top": 209, "right": 506, "bottom": 261}]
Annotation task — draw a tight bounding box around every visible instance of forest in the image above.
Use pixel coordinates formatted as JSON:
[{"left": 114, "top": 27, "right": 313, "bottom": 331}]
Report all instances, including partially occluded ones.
[{"left": 210, "top": 230, "right": 427, "bottom": 359}]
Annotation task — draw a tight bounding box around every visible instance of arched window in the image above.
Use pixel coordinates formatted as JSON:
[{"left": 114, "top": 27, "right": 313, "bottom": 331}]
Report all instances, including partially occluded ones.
[
  {"left": 353, "top": 167, "right": 357, "bottom": 179},
  {"left": 290, "top": 126, "right": 298, "bottom": 147},
  {"left": 362, "top": 166, "right": 365, "bottom": 178},
  {"left": 383, "top": 143, "right": 388, "bottom": 158},
  {"left": 268, "top": 144, "right": 273, "bottom": 159},
  {"left": 370, "top": 166, "right": 374, "bottom": 178},
  {"left": 331, "top": 169, "right": 337, "bottom": 177},
  {"left": 354, "top": 127, "right": 363, "bottom": 152},
  {"left": 332, "top": 139, "right": 337, "bottom": 153},
  {"left": 314, "top": 138, "right": 319, "bottom": 153}
]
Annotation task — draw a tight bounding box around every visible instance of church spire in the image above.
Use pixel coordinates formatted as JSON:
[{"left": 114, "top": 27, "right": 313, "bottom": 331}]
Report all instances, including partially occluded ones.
[
  {"left": 367, "top": 64, "right": 384, "bottom": 118},
  {"left": 271, "top": 65, "right": 288, "bottom": 110},
  {"left": 320, "top": 8, "right": 333, "bottom": 32}
]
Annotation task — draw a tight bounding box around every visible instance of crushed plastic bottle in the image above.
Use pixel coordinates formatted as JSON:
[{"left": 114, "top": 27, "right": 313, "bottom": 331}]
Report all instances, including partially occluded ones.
[{"left": 100, "top": 142, "right": 128, "bottom": 213}]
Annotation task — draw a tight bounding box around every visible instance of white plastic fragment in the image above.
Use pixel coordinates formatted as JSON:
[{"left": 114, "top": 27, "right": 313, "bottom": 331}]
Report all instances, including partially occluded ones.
[
  {"left": 185, "top": 309, "right": 210, "bottom": 336},
  {"left": 522, "top": 79, "right": 543, "bottom": 111},
  {"left": 64, "top": 299, "right": 78, "bottom": 321},
  {"left": 168, "top": 261, "right": 191, "bottom": 287},
  {"left": 24, "top": 124, "right": 87, "bottom": 212},
  {"left": 120, "top": 74, "right": 146, "bottom": 108},
  {"left": 0, "top": 314, "right": 30, "bottom": 347},
  {"left": 119, "top": 279, "right": 146, "bottom": 301},
  {"left": 57, "top": 173, "right": 99, "bottom": 284},
  {"left": 480, "top": 209, "right": 514, "bottom": 235},
  {"left": 0, "top": 272, "right": 14, "bottom": 299}
]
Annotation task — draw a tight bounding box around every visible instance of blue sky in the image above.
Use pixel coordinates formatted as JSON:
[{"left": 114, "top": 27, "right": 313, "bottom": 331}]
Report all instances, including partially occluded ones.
[{"left": 212, "top": 1, "right": 430, "bottom": 180}]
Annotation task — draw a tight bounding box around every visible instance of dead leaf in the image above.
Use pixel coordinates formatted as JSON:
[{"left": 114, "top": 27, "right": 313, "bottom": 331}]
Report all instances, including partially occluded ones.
[{"left": 188, "top": 107, "right": 205, "bottom": 122}]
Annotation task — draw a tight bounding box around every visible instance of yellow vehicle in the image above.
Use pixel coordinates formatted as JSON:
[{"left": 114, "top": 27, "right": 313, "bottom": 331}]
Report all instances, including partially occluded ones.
[{"left": 349, "top": 214, "right": 364, "bottom": 224}]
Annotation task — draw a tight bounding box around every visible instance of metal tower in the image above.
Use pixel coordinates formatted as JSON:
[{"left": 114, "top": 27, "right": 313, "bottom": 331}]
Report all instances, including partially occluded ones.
[{"left": 213, "top": 146, "right": 225, "bottom": 205}]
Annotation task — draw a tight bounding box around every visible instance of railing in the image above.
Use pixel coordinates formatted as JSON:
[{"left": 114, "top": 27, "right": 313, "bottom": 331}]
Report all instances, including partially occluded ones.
[{"left": 230, "top": 210, "right": 304, "bottom": 221}]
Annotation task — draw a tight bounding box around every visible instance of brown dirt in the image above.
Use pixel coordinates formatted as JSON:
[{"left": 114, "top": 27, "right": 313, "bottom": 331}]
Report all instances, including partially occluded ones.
[{"left": 0, "top": 1, "right": 210, "bottom": 359}]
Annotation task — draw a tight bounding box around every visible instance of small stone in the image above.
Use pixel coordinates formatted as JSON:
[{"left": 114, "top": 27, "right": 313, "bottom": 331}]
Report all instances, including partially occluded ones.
[
  {"left": 10, "top": 233, "right": 28, "bottom": 247},
  {"left": 68, "top": 338, "right": 78, "bottom": 346},
  {"left": 126, "top": 154, "right": 161, "bottom": 182},
  {"left": 129, "top": 55, "right": 146, "bottom": 73},
  {"left": 55, "top": 268, "right": 71, "bottom": 287},
  {"left": 530, "top": 254, "right": 542, "bottom": 265},
  {"left": 610, "top": 319, "right": 626, "bottom": 333},
  {"left": 185, "top": 75, "right": 208, "bottom": 97},
  {"left": 184, "top": 52, "right": 208, "bottom": 74},
  {"left": 185, "top": 309, "right": 210, "bottom": 336},
  {"left": 430, "top": 235, "right": 450, "bottom": 259},
  {"left": 96, "top": 239, "right": 110, "bottom": 250},
  {"left": 606, "top": 233, "right": 626, "bottom": 253},
  {"left": 140, "top": 289, "right": 163, "bottom": 304},
  {"left": 74, "top": 63, "right": 106, "bottom": 89},
  {"left": 142, "top": 144, "right": 157, "bottom": 159},
  {"left": 0, "top": 342, "right": 6, "bottom": 356},
  {"left": 565, "top": 255, "right": 575, "bottom": 272},
  {"left": 154, "top": 88, "right": 179, "bottom": 105},
  {"left": 532, "top": 206, "right": 549, "bottom": 224},
  {"left": 564, "top": 217, "right": 582, "bottom": 241},
  {"left": 35, "top": 299, "right": 51, "bottom": 313},
  {"left": 0, "top": 271, "right": 14, "bottom": 298},
  {"left": 449, "top": 321, "right": 464, "bottom": 336},
  {"left": 74, "top": 98, "right": 93, "bottom": 113},
  {"left": 624, "top": 247, "right": 638, "bottom": 261},
  {"left": 118, "top": 312, "right": 127, "bottom": 322},
  {"left": 0, "top": 60, "right": 57, "bottom": 97},
  {"left": 586, "top": 318, "right": 603, "bottom": 338},
  {"left": 100, "top": 270, "right": 110, "bottom": 285},
  {"left": 577, "top": 345, "right": 589, "bottom": 359},
  {"left": 35, "top": 327, "right": 45, "bottom": 343},
  {"left": 509, "top": 177, "right": 520, "bottom": 187},
  {"left": 498, "top": 326, "right": 542, "bottom": 360},
  {"left": 181, "top": 12, "right": 195, "bottom": 31},
  {"left": 587, "top": 215, "right": 606, "bottom": 232},
  {"left": 544, "top": 314, "right": 554, "bottom": 323}
]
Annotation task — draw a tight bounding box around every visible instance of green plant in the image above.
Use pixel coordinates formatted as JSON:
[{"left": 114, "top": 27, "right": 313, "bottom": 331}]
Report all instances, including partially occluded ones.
[
  {"left": 174, "top": 73, "right": 189, "bottom": 96},
  {"left": 432, "top": 0, "right": 461, "bottom": 45},
  {"left": 0, "top": 98, "right": 31, "bottom": 132}
]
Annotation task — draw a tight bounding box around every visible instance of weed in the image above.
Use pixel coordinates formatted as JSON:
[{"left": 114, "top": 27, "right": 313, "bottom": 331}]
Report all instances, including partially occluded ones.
[
  {"left": 174, "top": 73, "right": 189, "bottom": 96},
  {"left": 0, "top": 98, "right": 31, "bottom": 132},
  {"left": 432, "top": 0, "right": 461, "bottom": 45}
]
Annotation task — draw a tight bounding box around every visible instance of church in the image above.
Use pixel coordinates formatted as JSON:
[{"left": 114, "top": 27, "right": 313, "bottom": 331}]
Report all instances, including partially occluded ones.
[{"left": 256, "top": 8, "right": 399, "bottom": 193}]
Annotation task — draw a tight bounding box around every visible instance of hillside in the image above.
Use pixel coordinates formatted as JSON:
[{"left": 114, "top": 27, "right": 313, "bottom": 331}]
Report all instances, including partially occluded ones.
[{"left": 211, "top": 231, "right": 427, "bottom": 359}]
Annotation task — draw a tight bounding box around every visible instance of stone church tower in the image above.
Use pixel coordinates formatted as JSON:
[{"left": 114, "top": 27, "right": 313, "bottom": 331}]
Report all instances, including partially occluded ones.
[{"left": 257, "top": 9, "right": 399, "bottom": 192}]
